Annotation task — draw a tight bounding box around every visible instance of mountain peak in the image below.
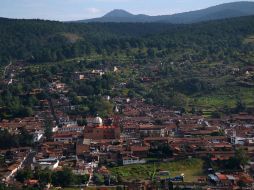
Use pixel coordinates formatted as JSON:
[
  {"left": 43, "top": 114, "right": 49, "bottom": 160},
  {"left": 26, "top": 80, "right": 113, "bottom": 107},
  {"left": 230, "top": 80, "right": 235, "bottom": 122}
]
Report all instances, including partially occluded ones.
[
  {"left": 103, "top": 9, "right": 134, "bottom": 18},
  {"left": 77, "top": 1, "right": 254, "bottom": 23}
]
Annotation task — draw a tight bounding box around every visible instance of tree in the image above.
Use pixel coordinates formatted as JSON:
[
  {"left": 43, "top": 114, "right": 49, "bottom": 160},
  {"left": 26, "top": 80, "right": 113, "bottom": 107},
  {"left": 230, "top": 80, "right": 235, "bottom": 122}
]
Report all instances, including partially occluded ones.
[
  {"left": 16, "top": 168, "right": 88, "bottom": 188},
  {"left": 226, "top": 157, "right": 240, "bottom": 170},
  {"left": 91, "top": 99, "right": 113, "bottom": 117},
  {"left": 0, "top": 129, "right": 32, "bottom": 149},
  {"left": 73, "top": 174, "right": 89, "bottom": 185},
  {"left": 168, "top": 181, "right": 173, "bottom": 190},
  {"left": 149, "top": 142, "right": 172, "bottom": 158},
  {"left": 0, "top": 155, "right": 4, "bottom": 168},
  {"left": 93, "top": 173, "right": 104, "bottom": 185},
  {"left": 19, "top": 128, "right": 33, "bottom": 146},
  {"left": 77, "top": 119, "right": 87, "bottom": 126},
  {"left": 52, "top": 168, "right": 74, "bottom": 187},
  {"left": 235, "top": 99, "right": 246, "bottom": 113},
  {"left": 44, "top": 120, "right": 53, "bottom": 141},
  {"left": 16, "top": 169, "right": 33, "bottom": 182},
  {"left": 36, "top": 169, "right": 52, "bottom": 186},
  {"left": 147, "top": 48, "right": 155, "bottom": 58},
  {"left": 0, "top": 183, "right": 16, "bottom": 190},
  {"left": 238, "top": 180, "right": 247, "bottom": 188},
  {"left": 23, "top": 106, "right": 33, "bottom": 116},
  {"left": 211, "top": 111, "right": 221, "bottom": 119},
  {"left": 235, "top": 148, "right": 249, "bottom": 170},
  {"left": 116, "top": 186, "right": 124, "bottom": 190}
]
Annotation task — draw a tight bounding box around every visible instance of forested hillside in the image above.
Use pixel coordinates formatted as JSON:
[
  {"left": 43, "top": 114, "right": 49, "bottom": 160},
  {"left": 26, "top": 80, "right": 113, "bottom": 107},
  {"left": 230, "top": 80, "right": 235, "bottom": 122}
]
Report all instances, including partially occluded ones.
[
  {"left": 0, "top": 15, "right": 254, "bottom": 117},
  {"left": 0, "top": 16, "right": 254, "bottom": 64},
  {"left": 0, "top": 18, "right": 174, "bottom": 63}
]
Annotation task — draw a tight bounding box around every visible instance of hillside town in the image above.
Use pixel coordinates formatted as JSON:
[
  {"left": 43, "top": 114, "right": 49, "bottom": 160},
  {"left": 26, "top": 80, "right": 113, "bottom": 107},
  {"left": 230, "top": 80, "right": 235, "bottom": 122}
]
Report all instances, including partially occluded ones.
[{"left": 0, "top": 60, "right": 253, "bottom": 190}]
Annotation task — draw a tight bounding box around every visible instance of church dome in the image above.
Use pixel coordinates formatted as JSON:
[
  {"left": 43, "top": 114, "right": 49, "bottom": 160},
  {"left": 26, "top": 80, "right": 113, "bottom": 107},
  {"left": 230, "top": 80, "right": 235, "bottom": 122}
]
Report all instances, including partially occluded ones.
[{"left": 93, "top": 116, "right": 103, "bottom": 126}]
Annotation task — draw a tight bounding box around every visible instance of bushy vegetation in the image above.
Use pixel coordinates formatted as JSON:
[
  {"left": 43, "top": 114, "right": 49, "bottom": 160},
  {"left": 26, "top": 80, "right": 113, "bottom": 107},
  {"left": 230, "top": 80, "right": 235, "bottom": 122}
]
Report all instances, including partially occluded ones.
[
  {"left": 15, "top": 168, "right": 89, "bottom": 188},
  {"left": 0, "top": 129, "right": 33, "bottom": 149}
]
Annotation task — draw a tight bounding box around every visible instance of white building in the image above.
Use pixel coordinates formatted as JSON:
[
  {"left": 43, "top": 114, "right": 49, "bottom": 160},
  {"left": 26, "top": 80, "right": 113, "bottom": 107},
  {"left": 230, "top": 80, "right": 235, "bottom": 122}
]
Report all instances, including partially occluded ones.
[
  {"left": 36, "top": 158, "right": 59, "bottom": 170},
  {"left": 123, "top": 156, "right": 146, "bottom": 165},
  {"left": 33, "top": 130, "right": 44, "bottom": 142},
  {"left": 230, "top": 130, "right": 254, "bottom": 145},
  {"left": 58, "top": 125, "right": 84, "bottom": 133}
]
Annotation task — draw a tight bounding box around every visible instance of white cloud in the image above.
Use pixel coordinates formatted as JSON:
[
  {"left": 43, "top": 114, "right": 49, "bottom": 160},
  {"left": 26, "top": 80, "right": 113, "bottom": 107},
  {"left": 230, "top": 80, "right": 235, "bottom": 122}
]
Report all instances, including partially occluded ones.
[
  {"left": 95, "top": 0, "right": 134, "bottom": 2},
  {"left": 85, "top": 7, "right": 101, "bottom": 14}
]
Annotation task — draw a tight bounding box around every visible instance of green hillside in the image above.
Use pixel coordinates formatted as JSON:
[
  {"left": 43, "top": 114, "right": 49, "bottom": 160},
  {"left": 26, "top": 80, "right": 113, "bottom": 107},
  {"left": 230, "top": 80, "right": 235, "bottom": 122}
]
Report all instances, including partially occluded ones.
[{"left": 0, "top": 16, "right": 254, "bottom": 115}]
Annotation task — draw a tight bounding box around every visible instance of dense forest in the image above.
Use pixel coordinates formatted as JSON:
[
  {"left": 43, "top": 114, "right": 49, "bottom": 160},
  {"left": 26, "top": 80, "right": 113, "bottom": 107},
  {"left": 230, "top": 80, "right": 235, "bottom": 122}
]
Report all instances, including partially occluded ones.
[{"left": 0, "top": 16, "right": 254, "bottom": 64}]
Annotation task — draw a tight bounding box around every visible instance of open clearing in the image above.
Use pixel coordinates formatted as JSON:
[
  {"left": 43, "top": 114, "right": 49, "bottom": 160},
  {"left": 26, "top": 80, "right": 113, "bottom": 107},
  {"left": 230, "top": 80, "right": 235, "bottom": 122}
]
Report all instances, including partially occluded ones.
[{"left": 110, "top": 158, "right": 205, "bottom": 182}]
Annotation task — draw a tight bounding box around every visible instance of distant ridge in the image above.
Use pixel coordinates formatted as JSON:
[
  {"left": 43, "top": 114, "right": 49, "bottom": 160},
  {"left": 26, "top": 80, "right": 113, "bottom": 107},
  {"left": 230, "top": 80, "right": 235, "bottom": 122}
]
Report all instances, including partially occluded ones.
[{"left": 76, "top": 1, "right": 254, "bottom": 23}]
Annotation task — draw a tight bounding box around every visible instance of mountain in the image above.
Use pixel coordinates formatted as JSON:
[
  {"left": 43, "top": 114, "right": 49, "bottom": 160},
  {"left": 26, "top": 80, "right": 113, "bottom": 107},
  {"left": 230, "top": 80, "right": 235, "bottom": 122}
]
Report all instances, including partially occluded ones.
[
  {"left": 77, "top": 1, "right": 254, "bottom": 23},
  {"left": 103, "top": 9, "right": 134, "bottom": 18},
  {"left": 80, "top": 9, "right": 152, "bottom": 23}
]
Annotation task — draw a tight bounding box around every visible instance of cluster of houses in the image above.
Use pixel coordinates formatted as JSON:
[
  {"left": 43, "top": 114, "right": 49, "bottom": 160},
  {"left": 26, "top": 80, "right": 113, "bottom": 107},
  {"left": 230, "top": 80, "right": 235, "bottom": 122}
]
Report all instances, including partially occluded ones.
[
  {"left": 0, "top": 62, "right": 254, "bottom": 189},
  {"left": 0, "top": 147, "right": 32, "bottom": 182},
  {"left": 1, "top": 95, "right": 253, "bottom": 189}
]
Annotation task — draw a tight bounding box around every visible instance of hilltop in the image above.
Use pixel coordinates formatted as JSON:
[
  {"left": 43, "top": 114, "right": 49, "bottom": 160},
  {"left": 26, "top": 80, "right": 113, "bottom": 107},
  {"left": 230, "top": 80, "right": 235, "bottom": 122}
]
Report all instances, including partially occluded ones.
[{"left": 77, "top": 1, "right": 254, "bottom": 23}]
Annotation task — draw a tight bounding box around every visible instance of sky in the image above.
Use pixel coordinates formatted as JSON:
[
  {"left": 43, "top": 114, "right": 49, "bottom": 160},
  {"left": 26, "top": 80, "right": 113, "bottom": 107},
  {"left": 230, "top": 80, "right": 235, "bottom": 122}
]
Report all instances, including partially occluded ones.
[{"left": 0, "top": 0, "right": 253, "bottom": 21}]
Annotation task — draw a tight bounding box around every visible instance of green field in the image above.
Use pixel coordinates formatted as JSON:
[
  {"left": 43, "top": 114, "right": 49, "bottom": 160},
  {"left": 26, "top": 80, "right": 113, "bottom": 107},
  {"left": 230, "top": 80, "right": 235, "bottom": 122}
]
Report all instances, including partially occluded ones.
[
  {"left": 192, "top": 87, "right": 254, "bottom": 111},
  {"left": 193, "top": 96, "right": 235, "bottom": 109},
  {"left": 110, "top": 158, "right": 205, "bottom": 182}
]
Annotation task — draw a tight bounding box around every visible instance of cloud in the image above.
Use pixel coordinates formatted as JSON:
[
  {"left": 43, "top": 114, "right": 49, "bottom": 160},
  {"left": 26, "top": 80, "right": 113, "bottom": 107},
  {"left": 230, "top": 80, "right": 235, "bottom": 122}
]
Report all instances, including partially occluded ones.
[
  {"left": 85, "top": 7, "right": 101, "bottom": 14},
  {"left": 95, "top": 0, "right": 134, "bottom": 2}
]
